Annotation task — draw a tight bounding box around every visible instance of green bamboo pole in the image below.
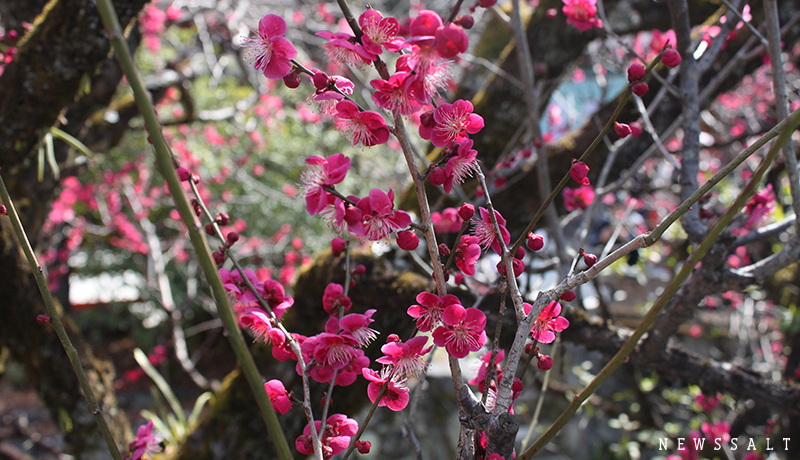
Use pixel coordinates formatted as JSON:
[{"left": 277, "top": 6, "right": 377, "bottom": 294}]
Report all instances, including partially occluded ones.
[
  {"left": 92, "top": 2, "right": 292, "bottom": 458},
  {"left": 0, "top": 174, "right": 124, "bottom": 460}
]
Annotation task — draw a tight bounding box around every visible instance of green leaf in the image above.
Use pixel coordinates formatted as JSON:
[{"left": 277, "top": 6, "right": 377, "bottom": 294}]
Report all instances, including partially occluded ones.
[{"left": 133, "top": 348, "right": 187, "bottom": 426}]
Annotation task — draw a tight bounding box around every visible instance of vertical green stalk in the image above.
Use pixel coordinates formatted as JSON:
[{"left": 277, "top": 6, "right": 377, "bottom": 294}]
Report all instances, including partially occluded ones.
[
  {"left": 0, "top": 175, "right": 123, "bottom": 460},
  {"left": 516, "top": 103, "right": 800, "bottom": 460},
  {"left": 92, "top": 1, "right": 292, "bottom": 458}
]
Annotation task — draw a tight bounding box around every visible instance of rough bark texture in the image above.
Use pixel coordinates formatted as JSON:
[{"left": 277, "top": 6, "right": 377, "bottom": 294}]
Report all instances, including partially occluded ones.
[{"left": 0, "top": 0, "right": 148, "bottom": 457}]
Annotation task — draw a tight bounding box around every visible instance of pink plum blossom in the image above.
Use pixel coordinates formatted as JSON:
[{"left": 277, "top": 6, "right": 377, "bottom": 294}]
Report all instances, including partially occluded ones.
[
  {"left": 131, "top": 420, "right": 163, "bottom": 460},
  {"left": 562, "top": 0, "right": 603, "bottom": 32},
  {"left": 323, "top": 282, "right": 352, "bottom": 315},
  {"left": 432, "top": 303, "right": 487, "bottom": 358},
  {"left": 563, "top": 185, "right": 595, "bottom": 211},
  {"left": 472, "top": 207, "right": 511, "bottom": 254},
  {"left": 316, "top": 30, "right": 375, "bottom": 68},
  {"left": 264, "top": 379, "right": 292, "bottom": 414},
  {"left": 444, "top": 139, "right": 480, "bottom": 193},
  {"left": 310, "top": 72, "right": 354, "bottom": 114},
  {"left": 353, "top": 189, "right": 412, "bottom": 241},
  {"left": 454, "top": 235, "right": 482, "bottom": 276},
  {"left": 296, "top": 414, "right": 358, "bottom": 457},
  {"left": 333, "top": 100, "right": 390, "bottom": 147},
  {"left": 376, "top": 335, "right": 433, "bottom": 378},
  {"left": 333, "top": 350, "right": 370, "bottom": 386},
  {"left": 239, "top": 308, "right": 286, "bottom": 344},
  {"left": 525, "top": 301, "right": 569, "bottom": 344},
  {"left": 407, "top": 292, "right": 462, "bottom": 332},
  {"left": 468, "top": 349, "right": 504, "bottom": 393},
  {"left": 359, "top": 10, "right": 405, "bottom": 54},
  {"left": 300, "top": 153, "right": 351, "bottom": 216},
  {"left": 435, "top": 23, "right": 469, "bottom": 58},
  {"left": 371, "top": 72, "right": 422, "bottom": 115},
  {"left": 336, "top": 309, "right": 379, "bottom": 347},
  {"left": 419, "top": 99, "right": 484, "bottom": 147},
  {"left": 219, "top": 268, "right": 262, "bottom": 303},
  {"left": 242, "top": 14, "right": 297, "bottom": 79},
  {"left": 362, "top": 368, "right": 411, "bottom": 411}
]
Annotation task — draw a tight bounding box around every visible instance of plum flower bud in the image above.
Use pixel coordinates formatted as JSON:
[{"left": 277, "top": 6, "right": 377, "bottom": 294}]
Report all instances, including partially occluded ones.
[
  {"left": 215, "top": 212, "right": 230, "bottom": 226},
  {"left": 514, "top": 247, "right": 526, "bottom": 260},
  {"left": 526, "top": 233, "right": 544, "bottom": 251},
  {"left": 497, "top": 258, "right": 524, "bottom": 278},
  {"left": 525, "top": 342, "right": 535, "bottom": 354},
  {"left": 569, "top": 160, "right": 590, "bottom": 185},
  {"left": 584, "top": 253, "right": 598, "bottom": 267},
  {"left": 627, "top": 63, "right": 646, "bottom": 82},
  {"left": 438, "top": 243, "right": 451, "bottom": 257},
  {"left": 386, "top": 334, "right": 401, "bottom": 343},
  {"left": 356, "top": 440, "right": 372, "bottom": 454},
  {"left": 458, "top": 203, "right": 475, "bottom": 220},
  {"left": 538, "top": 354, "right": 553, "bottom": 370},
  {"left": 312, "top": 70, "right": 330, "bottom": 91},
  {"left": 397, "top": 230, "right": 420, "bottom": 251},
  {"left": 419, "top": 111, "right": 435, "bottom": 127},
  {"left": 226, "top": 231, "right": 240, "bottom": 244},
  {"left": 353, "top": 265, "right": 366, "bottom": 276},
  {"left": 630, "top": 122, "right": 643, "bottom": 137},
  {"left": 429, "top": 167, "right": 447, "bottom": 186},
  {"left": 36, "top": 314, "right": 51, "bottom": 324},
  {"left": 614, "top": 122, "right": 632, "bottom": 138},
  {"left": 0, "top": 205, "right": 7, "bottom": 216},
  {"left": 662, "top": 48, "right": 682, "bottom": 67},
  {"left": 177, "top": 167, "right": 191, "bottom": 181},
  {"left": 632, "top": 81, "right": 649, "bottom": 97},
  {"left": 561, "top": 289, "right": 576, "bottom": 301},
  {"left": 283, "top": 69, "right": 301, "bottom": 89},
  {"left": 455, "top": 15, "right": 474, "bottom": 29},
  {"left": 205, "top": 224, "right": 216, "bottom": 236},
  {"left": 213, "top": 251, "right": 225, "bottom": 265},
  {"left": 331, "top": 237, "right": 346, "bottom": 257}
]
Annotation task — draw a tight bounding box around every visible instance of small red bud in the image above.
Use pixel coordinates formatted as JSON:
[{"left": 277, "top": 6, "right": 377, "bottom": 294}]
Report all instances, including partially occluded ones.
[
  {"left": 0, "top": 205, "right": 7, "bottom": 216},
  {"left": 514, "top": 246, "right": 526, "bottom": 260},
  {"left": 627, "top": 63, "right": 646, "bottom": 82},
  {"left": 36, "top": 314, "right": 51, "bottom": 324},
  {"left": 526, "top": 233, "right": 544, "bottom": 251},
  {"left": 312, "top": 71, "right": 330, "bottom": 91},
  {"left": 331, "top": 237, "right": 346, "bottom": 257},
  {"left": 584, "top": 253, "right": 597, "bottom": 267},
  {"left": 420, "top": 111, "right": 435, "bottom": 127},
  {"left": 455, "top": 15, "right": 474, "bottom": 29},
  {"left": 561, "top": 289, "right": 576, "bottom": 301},
  {"left": 429, "top": 167, "right": 447, "bottom": 186},
  {"left": 353, "top": 265, "right": 366, "bottom": 276},
  {"left": 213, "top": 251, "right": 225, "bottom": 265},
  {"left": 283, "top": 70, "right": 301, "bottom": 89},
  {"left": 458, "top": 203, "right": 475, "bottom": 221},
  {"left": 226, "top": 231, "right": 239, "bottom": 244},
  {"left": 177, "top": 167, "right": 190, "bottom": 181},
  {"left": 356, "top": 440, "right": 371, "bottom": 454},
  {"left": 215, "top": 212, "right": 230, "bottom": 226},
  {"left": 512, "top": 377, "right": 524, "bottom": 393},
  {"left": 454, "top": 273, "right": 464, "bottom": 284},
  {"left": 631, "top": 81, "right": 649, "bottom": 97},
  {"left": 191, "top": 173, "right": 200, "bottom": 184},
  {"left": 525, "top": 342, "right": 534, "bottom": 354},
  {"left": 397, "top": 230, "right": 420, "bottom": 251},
  {"left": 438, "top": 243, "right": 451, "bottom": 257},
  {"left": 538, "top": 354, "right": 553, "bottom": 370},
  {"left": 662, "top": 48, "right": 682, "bottom": 67},
  {"left": 205, "top": 224, "right": 216, "bottom": 236},
  {"left": 349, "top": 279, "right": 357, "bottom": 289},
  {"left": 614, "top": 122, "right": 632, "bottom": 138},
  {"left": 386, "top": 334, "right": 401, "bottom": 343}
]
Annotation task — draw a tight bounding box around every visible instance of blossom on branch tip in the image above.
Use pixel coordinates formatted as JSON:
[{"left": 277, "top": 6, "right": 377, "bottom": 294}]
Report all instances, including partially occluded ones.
[
  {"left": 359, "top": 9, "right": 405, "bottom": 54},
  {"left": 432, "top": 304, "right": 487, "bottom": 358},
  {"left": 264, "top": 379, "right": 292, "bottom": 414},
  {"left": 333, "top": 100, "right": 390, "bottom": 147},
  {"left": 242, "top": 14, "right": 297, "bottom": 79},
  {"left": 525, "top": 301, "right": 569, "bottom": 344}
]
